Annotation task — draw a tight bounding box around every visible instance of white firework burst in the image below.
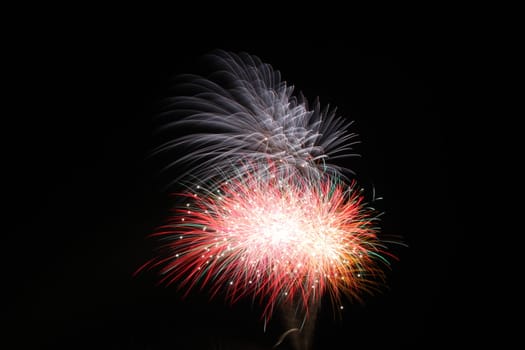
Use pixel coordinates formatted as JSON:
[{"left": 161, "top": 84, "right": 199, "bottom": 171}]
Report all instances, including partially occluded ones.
[{"left": 154, "top": 50, "right": 359, "bottom": 186}]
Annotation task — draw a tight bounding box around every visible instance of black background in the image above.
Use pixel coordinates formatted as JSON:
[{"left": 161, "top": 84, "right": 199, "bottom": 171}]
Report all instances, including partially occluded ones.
[{"left": 5, "top": 37, "right": 482, "bottom": 349}]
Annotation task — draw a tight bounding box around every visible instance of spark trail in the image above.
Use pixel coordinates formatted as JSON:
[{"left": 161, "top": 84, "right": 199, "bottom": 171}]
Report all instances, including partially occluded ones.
[{"left": 154, "top": 50, "right": 358, "bottom": 185}]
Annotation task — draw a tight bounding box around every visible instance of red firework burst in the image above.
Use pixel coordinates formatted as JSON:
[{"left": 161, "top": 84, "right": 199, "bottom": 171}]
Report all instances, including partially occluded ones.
[{"left": 137, "top": 165, "right": 393, "bottom": 320}]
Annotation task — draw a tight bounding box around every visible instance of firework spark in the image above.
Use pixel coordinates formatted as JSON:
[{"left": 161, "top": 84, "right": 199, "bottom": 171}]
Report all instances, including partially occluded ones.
[
  {"left": 154, "top": 50, "right": 358, "bottom": 185},
  {"left": 137, "top": 164, "right": 392, "bottom": 320}
]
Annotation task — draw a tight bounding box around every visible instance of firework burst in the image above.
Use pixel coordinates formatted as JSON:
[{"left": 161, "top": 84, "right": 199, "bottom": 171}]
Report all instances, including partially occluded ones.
[
  {"left": 154, "top": 50, "right": 358, "bottom": 185},
  {"left": 137, "top": 163, "right": 392, "bottom": 320}
]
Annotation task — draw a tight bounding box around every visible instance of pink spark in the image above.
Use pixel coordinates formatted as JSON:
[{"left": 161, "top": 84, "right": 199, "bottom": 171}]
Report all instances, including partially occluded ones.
[{"left": 138, "top": 166, "right": 391, "bottom": 320}]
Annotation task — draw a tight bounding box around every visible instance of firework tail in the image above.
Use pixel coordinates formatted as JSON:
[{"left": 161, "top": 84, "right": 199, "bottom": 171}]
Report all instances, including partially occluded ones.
[{"left": 273, "top": 298, "right": 319, "bottom": 350}]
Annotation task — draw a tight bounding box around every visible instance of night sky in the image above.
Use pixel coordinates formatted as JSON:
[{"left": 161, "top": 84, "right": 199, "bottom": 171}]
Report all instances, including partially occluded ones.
[{"left": 5, "top": 37, "right": 481, "bottom": 349}]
